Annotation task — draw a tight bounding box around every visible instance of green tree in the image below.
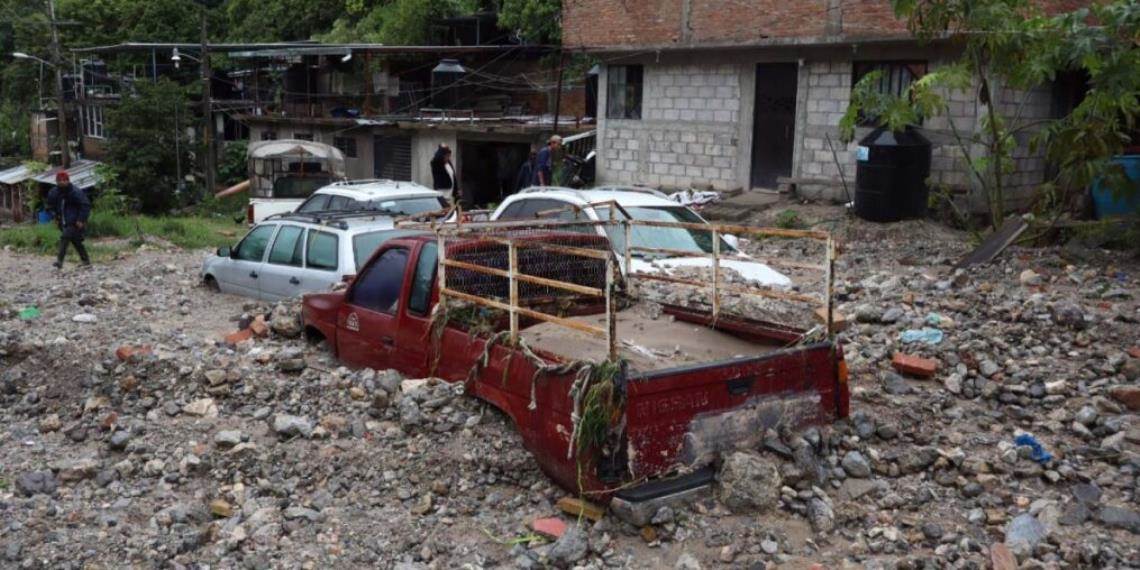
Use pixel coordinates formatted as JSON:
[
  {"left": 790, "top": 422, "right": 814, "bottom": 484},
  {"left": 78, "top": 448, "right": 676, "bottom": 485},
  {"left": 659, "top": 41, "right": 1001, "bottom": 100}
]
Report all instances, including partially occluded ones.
[
  {"left": 497, "top": 0, "right": 561, "bottom": 44},
  {"left": 103, "top": 79, "right": 193, "bottom": 213},
  {"left": 841, "top": 0, "right": 1140, "bottom": 230},
  {"left": 321, "top": 0, "right": 478, "bottom": 44}
]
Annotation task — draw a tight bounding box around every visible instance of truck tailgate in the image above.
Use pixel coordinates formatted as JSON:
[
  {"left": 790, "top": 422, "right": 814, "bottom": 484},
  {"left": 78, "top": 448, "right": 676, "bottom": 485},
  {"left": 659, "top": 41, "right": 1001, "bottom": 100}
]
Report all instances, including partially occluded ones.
[{"left": 624, "top": 342, "right": 847, "bottom": 479}]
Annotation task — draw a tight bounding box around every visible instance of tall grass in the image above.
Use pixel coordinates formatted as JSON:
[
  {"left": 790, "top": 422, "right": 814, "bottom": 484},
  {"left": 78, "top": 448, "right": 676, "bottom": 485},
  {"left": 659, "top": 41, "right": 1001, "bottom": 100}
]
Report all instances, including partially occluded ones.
[{"left": 0, "top": 213, "right": 240, "bottom": 257}]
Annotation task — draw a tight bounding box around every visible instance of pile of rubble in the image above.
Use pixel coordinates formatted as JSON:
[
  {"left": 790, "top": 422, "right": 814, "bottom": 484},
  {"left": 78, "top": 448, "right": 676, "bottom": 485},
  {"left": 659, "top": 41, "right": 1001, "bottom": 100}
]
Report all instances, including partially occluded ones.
[{"left": 1, "top": 211, "right": 1137, "bottom": 568}]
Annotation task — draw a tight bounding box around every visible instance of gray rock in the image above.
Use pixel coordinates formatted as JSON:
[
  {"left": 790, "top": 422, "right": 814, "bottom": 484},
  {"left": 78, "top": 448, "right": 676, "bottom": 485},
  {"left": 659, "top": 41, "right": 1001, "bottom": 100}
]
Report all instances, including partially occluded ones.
[
  {"left": 841, "top": 450, "right": 872, "bottom": 478},
  {"left": 921, "top": 522, "right": 944, "bottom": 540},
  {"left": 548, "top": 524, "right": 588, "bottom": 566},
  {"left": 1075, "top": 405, "right": 1098, "bottom": 427},
  {"left": 900, "top": 447, "right": 938, "bottom": 474},
  {"left": 881, "top": 307, "right": 904, "bottom": 323},
  {"left": 716, "top": 451, "right": 781, "bottom": 513},
  {"left": 269, "top": 302, "right": 302, "bottom": 338},
  {"left": 15, "top": 470, "right": 57, "bottom": 496},
  {"left": 377, "top": 369, "right": 404, "bottom": 394},
  {"left": 1072, "top": 482, "right": 1102, "bottom": 504},
  {"left": 1098, "top": 506, "right": 1140, "bottom": 534},
  {"left": 808, "top": 497, "right": 835, "bottom": 533},
  {"left": 273, "top": 414, "right": 313, "bottom": 438},
  {"left": 674, "top": 551, "right": 703, "bottom": 570},
  {"left": 1005, "top": 513, "right": 1047, "bottom": 553},
  {"left": 215, "top": 430, "right": 243, "bottom": 447},
  {"left": 399, "top": 398, "right": 426, "bottom": 428},
  {"left": 283, "top": 506, "right": 324, "bottom": 523},
  {"left": 881, "top": 372, "right": 912, "bottom": 395},
  {"left": 72, "top": 313, "right": 97, "bottom": 323},
  {"left": 1059, "top": 502, "right": 1091, "bottom": 526},
  {"left": 108, "top": 430, "right": 131, "bottom": 451},
  {"left": 980, "top": 360, "right": 1000, "bottom": 378}
]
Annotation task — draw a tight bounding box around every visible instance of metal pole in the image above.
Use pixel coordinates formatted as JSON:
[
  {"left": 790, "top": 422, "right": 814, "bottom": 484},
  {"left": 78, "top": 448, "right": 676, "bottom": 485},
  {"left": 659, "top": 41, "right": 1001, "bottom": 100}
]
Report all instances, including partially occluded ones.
[
  {"left": 551, "top": 49, "right": 565, "bottom": 134},
  {"left": 47, "top": 0, "right": 69, "bottom": 168},
  {"left": 508, "top": 240, "right": 519, "bottom": 345},
  {"left": 711, "top": 228, "right": 721, "bottom": 323},
  {"left": 605, "top": 255, "right": 616, "bottom": 361},
  {"left": 200, "top": 7, "right": 215, "bottom": 195},
  {"left": 825, "top": 236, "right": 835, "bottom": 336}
]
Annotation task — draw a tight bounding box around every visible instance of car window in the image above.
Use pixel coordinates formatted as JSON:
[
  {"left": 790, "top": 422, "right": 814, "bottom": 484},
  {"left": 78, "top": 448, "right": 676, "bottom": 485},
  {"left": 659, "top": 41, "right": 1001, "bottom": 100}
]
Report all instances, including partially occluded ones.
[
  {"left": 363, "top": 196, "right": 448, "bottom": 216},
  {"left": 327, "top": 195, "right": 353, "bottom": 211},
  {"left": 597, "top": 206, "right": 733, "bottom": 256},
  {"left": 353, "top": 231, "right": 395, "bottom": 270},
  {"left": 306, "top": 231, "right": 339, "bottom": 271},
  {"left": 408, "top": 243, "right": 437, "bottom": 315},
  {"left": 499, "top": 198, "right": 567, "bottom": 220},
  {"left": 297, "top": 194, "right": 331, "bottom": 213},
  {"left": 268, "top": 225, "right": 305, "bottom": 266},
  {"left": 497, "top": 201, "right": 528, "bottom": 220},
  {"left": 234, "top": 224, "right": 276, "bottom": 262},
  {"left": 349, "top": 248, "right": 409, "bottom": 314}
]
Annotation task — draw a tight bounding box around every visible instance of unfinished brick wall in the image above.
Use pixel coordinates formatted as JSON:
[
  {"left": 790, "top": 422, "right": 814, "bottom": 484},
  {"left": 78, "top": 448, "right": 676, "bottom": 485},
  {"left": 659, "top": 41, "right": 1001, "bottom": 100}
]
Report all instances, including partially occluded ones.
[
  {"left": 688, "top": 1, "right": 829, "bottom": 42},
  {"left": 598, "top": 64, "right": 744, "bottom": 190}
]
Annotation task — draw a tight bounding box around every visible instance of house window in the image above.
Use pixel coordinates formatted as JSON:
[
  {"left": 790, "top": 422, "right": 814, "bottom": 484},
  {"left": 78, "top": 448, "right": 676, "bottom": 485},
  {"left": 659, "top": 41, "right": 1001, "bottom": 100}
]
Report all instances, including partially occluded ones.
[
  {"left": 294, "top": 132, "right": 314, "bottom": 141},
  {"left": 261, "top": 130, "right": 277, "bottom": 141},
  {"left": 82, "top": 105, "right": 105, "bottom": 139},
  {"left": 606, "top": 65, "right": 643, "bottom": 120},
  {"left": 852, "top": 61, "right": 928, "bottom": 125},
  {"left": 334, "top": 136, "right": 358, "bottom": 158}
]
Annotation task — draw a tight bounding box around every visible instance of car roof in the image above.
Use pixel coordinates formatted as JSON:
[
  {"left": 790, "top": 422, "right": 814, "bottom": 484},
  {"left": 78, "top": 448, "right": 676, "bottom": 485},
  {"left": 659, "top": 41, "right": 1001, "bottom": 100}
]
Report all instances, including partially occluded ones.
[
  {"left": 314, "top": 179, "right": 441, "bottom": 200},
  {"left": 509, "top": 186, "right": 678, "bottom": 208}
]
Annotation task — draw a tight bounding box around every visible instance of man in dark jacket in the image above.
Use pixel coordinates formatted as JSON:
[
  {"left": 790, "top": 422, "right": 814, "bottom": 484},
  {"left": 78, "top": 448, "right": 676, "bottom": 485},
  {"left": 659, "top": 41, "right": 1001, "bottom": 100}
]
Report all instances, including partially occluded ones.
[
  {"left": 47, "top": 170, "right": 91, "bottom": 268},
  {"left": 534, "top": 134, "right": 561, "bottom": 186},
  {"left": 514, "top": 146, "right": 537, "bottom": 193}
]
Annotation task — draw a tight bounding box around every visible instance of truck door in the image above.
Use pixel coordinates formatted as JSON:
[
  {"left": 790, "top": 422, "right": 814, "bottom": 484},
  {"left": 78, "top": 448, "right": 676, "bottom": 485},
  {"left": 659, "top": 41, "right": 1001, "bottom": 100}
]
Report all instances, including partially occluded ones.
[
  {"left": 336, "top": 246, "right": 410, "bottom": 370},
  {"left": 395, "top": 242, "right": 438, "bottom": 377}
]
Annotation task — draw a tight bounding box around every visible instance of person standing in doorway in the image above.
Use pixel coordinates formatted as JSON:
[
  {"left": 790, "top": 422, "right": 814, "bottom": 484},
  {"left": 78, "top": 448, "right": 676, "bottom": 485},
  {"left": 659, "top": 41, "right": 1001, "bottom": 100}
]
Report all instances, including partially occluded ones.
[
  {"left": 430, "top": 144, "right": 459, "bottom": 205},
  {"left": 47, "top": 170, "right": 91, "bottom": 269},
  {"left": 534, "top": 134, "right": 561, "bottom": 186},
  {"left": 515, "top": 146, "right": 537, "bottom": 193}
]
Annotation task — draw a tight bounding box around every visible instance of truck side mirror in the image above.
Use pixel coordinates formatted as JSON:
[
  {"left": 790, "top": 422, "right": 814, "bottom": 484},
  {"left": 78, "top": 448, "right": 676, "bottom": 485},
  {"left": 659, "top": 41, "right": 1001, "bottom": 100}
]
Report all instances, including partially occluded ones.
[{"left": 216, "top": 245, "right": 232, "bottom": 258}]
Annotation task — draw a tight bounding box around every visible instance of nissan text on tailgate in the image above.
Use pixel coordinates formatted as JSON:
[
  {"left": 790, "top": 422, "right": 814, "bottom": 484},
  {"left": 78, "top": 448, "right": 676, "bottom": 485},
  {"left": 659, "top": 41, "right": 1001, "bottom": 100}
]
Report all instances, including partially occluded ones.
[{"left": 302, "top": 219, "right": 848, "bottom": 523}]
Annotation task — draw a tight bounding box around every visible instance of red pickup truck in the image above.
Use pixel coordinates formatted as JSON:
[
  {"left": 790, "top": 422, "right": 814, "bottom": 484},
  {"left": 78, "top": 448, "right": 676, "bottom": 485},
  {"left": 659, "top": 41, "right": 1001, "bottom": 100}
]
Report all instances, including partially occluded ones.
[{"left": 302, "top": 232, "right": 849, "bottom": 522}]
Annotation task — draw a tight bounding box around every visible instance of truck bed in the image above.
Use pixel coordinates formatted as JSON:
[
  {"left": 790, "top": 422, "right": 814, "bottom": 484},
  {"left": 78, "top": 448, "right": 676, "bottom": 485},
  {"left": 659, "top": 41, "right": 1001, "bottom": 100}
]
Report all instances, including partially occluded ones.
[{"left": 524, "top": 302, "right": 782, "bottom": 371}]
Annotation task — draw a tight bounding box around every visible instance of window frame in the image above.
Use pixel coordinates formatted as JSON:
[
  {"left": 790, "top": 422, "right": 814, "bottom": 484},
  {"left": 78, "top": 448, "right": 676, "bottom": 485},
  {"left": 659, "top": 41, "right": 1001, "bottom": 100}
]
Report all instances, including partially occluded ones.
[
  {"left": 347, "top": 246, "right": 410, "bottom": 315},
  {"left": 407, "top": 243, "right": 438, "bottom": 316},
  {"left": 266, "top": 224, "right": 306, "bottom": 267},
  {"left": 305, "top": 230, "right": 340, "bottom": 272},
  {"left": 82, "top": 105, "right": 105, "bottom": 139},
  {"left": 233, "top": 223, "right": 277, "bottom": 262},
  {"left": 851, "top": 61, "right": 929, "bottom": 126},
  {"left": 333, "top": 136, "right": 358, "bottom": 158},
  {"left": 606, "top": 65, "right": 644, "bottom": 120}
]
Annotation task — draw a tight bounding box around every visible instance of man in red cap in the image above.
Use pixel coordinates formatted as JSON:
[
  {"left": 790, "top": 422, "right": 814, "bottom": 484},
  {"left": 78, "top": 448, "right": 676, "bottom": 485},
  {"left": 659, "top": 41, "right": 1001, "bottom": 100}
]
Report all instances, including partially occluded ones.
[{"left": 46, "top": 170, "right": 91, "bottom": 268}]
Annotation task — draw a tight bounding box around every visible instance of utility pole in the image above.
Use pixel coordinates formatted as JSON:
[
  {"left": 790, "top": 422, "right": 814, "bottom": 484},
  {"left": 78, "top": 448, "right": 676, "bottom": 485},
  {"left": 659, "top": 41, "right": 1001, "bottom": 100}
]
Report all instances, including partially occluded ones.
[
  {"left": 551, "top": 49, "right": 565, "bottom": 134},
  {"left": 47, "top": 0, "right": 69, "bottom": 168},
  {"left": 200, "top": 7, "right": 215, "bottom": 195}
]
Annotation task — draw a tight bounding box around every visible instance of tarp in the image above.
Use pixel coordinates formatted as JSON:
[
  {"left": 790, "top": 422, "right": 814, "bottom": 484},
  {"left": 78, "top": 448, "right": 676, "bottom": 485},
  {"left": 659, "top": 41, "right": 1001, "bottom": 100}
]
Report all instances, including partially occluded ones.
[{"left": 248, "top": 139, "right": 346, "bottom": 163}]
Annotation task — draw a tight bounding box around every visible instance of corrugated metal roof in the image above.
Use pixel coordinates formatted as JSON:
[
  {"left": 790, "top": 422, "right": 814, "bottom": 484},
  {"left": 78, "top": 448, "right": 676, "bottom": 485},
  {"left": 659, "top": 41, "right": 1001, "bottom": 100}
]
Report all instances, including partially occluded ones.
[
  {"left": 0, "top": 164, "right": 36, "bottom": 186},
  {"left": 32, "top": 159, "right": 104, "bottom": 191}
]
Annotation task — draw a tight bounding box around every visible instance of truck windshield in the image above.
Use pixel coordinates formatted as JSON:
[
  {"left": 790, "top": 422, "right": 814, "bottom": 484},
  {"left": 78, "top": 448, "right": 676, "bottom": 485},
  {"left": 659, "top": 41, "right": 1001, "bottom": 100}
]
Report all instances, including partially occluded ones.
[
  {"left": 362, "top": 196, "right": 448, "bottom": 215},
  {"left": 595, "top": 206, "right": 735, "bottom": 257}
]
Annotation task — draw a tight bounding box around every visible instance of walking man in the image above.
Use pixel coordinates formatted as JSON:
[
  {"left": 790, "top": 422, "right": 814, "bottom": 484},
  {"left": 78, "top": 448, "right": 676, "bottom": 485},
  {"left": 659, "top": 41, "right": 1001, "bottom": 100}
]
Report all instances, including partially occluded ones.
[
  {"left": 430, "top": 144, "right": 459, "bottom": 205},
  {"left": 534, "top": 135, "right": 561, "bottom": 186},
  {"left": 47, "top": 170, "right": 91, "bottom": 269}
]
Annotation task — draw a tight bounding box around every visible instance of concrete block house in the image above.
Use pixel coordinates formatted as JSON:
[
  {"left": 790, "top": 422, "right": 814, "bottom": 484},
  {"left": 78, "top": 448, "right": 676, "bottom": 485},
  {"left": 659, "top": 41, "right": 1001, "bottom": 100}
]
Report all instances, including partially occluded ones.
[{"left": 564, "top": 0, "right": 1089, "bottom": 211}]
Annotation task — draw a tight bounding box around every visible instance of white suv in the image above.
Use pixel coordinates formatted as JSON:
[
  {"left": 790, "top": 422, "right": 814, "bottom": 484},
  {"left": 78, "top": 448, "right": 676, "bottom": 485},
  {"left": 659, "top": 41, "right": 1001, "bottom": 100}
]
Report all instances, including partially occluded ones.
[
  {"left": 489, "top": 187, "right": 790, "bottom": 287},
  {"left": 202, "top": 212, "right": 425, "bottom": 301},
  {"left": 249, "top": 179, "right": 448, "bottom": 224}
]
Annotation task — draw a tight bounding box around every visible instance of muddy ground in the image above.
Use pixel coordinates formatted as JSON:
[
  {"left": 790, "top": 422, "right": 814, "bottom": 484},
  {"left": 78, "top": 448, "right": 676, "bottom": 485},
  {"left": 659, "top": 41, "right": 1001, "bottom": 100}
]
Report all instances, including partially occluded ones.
[{"left": 1, "top": 204, "right": 1138, "bottom": 569}]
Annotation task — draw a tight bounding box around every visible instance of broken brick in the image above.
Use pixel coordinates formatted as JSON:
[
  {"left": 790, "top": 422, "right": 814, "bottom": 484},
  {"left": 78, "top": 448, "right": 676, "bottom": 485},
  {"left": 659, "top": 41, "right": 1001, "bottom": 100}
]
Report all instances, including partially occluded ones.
[
  {"left": 892, "top": 353, "right": 938, "bottom": 378},
  {"left": 813, "top": 307, "right": 848, "bottom": 332},
  {"left": 1108, "top": 386, "right": 1140, "bottom": 411},
  {"left": 530, "top": 517, "right": 567, "bottom": 540},
  {"left": 990, "top": 543, "right": 1016, "bottom": 570},
  {"left": 224, "top": 328, "right": 253, "bottom": 346},
  {"left": 556, "top": 497, "right": 605, "bottom": 522},
  {"left": 1128, "top": 346, "right": 1140, "bottom": 359},
  {"left": 115, "top": 344, "right": 152, "bottom": 362},
  {"left": 249, "top": 315, "right": 269, "bottom": 338}
]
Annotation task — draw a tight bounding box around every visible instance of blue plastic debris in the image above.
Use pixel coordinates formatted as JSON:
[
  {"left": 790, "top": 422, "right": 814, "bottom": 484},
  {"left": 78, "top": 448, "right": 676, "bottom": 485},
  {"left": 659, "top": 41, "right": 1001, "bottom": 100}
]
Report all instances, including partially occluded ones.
[
  {"left": 925, "top": 313, "right": 944, "bottom": 326},
  {"left": 1014, "top": 434, "right": 1053, "bottom": 464},
  {"left": 900, "top": 327, "right": 943, "bottom": 345}
]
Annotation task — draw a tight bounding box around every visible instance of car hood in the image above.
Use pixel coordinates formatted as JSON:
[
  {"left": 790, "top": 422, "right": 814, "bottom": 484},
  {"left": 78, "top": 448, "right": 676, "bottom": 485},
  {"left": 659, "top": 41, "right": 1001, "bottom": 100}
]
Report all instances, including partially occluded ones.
[{"left": 629, "top": 256, "right": 791, "bottom": 288}]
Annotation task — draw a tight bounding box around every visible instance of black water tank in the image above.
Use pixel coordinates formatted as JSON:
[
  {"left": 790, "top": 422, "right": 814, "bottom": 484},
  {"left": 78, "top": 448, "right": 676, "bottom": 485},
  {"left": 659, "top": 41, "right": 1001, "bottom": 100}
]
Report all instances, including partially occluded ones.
[{"left": 854, "top": 126, "right": 932, "bottom": 222}]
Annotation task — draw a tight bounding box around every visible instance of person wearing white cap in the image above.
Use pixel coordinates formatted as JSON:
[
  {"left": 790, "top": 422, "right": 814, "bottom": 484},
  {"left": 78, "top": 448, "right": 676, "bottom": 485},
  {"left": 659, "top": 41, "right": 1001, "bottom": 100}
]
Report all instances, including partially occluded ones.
[{"left": 534, "top": 134, "right": 562, "bottom": 186}]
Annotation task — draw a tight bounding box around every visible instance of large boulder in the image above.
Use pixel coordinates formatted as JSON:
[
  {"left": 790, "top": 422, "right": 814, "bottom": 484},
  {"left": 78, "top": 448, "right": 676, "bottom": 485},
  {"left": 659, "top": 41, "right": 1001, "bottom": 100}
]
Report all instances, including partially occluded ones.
[
  {"left": 716, "top": 451, "right": 781, "bottom": 513},
  {"left": 270, "top": 302, "right": 302, "bottom": 338}
]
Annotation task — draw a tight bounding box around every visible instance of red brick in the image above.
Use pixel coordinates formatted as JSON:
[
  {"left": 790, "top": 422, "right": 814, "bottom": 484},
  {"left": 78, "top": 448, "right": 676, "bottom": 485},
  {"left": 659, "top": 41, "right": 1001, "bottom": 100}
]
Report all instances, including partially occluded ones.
[
  {"left": 530, "top": 517, "right": 567, "bottom": 539},
  {"left": 1108, "top": 386, "right": 1140, "bottom": 412},
  {"left": 115, "top": 344, "right": 152, "bottom": 361},
  {"left": 1128, "top": 346, "right": 1140, "bottom": 359},
  {"left": 892, "top": 353, "right": 938, "bottom": 378},
  {"left": 224, "top": 328, "right": 253, "bottom": 345},
  {"left": 991, "top": 543, "right": 1016, "bottom": 570},
  {"left": 249, "top": 315, "right": 269, "bottom": 338}
]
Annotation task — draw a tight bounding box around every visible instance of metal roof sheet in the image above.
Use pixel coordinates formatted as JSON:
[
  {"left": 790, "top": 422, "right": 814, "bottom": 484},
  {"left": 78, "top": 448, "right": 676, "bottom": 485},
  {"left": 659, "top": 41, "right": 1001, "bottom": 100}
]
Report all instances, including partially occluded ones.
[
  {"left": 32, "top": 159, "right": 104, "bottom": 190},
  {"left": 0, "top": 164, "right": 35, "bottom": 186}
]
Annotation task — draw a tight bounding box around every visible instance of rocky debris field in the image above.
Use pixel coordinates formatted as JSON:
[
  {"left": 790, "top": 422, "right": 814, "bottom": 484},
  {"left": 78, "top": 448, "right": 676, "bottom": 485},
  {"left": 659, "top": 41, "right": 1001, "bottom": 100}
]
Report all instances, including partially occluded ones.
[{"left": 1, "top": 212, "right": 1139, "bottom": 569}]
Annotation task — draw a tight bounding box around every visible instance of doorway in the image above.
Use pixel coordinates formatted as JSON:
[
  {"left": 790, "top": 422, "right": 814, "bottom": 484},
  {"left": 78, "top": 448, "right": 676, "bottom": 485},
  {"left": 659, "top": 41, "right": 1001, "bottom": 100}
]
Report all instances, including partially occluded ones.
[
  {"left": 750, "top": 63, "right": 798, "bottom": 189},
  {"left": 458, "top": 140, "right": 530, "bottom": 208},
  {"left": 374, "top": 135, "right": 412, "bottom": 181}
]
